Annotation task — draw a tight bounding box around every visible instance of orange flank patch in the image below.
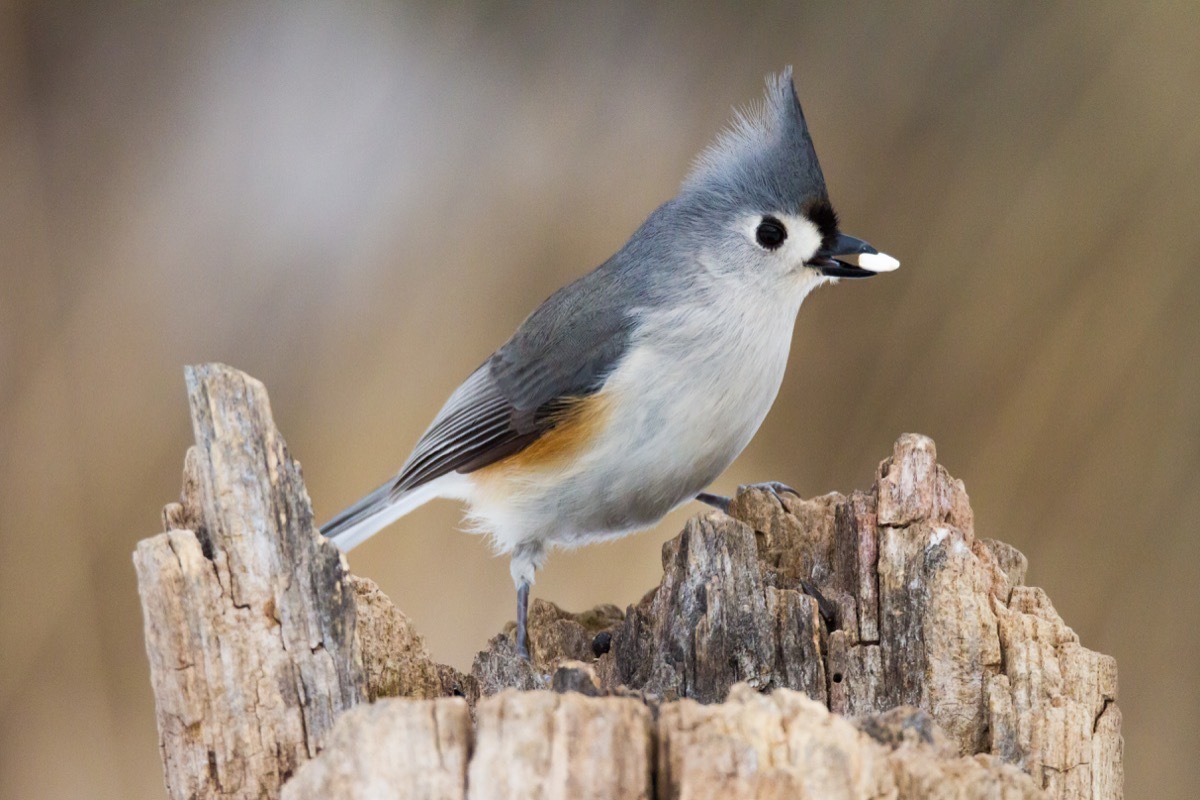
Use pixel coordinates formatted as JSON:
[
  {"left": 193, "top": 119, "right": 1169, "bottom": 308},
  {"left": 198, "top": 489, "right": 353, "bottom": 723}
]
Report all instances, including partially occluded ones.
[{"left": 476, "top": 392, "right": 614, "bottom": 479}]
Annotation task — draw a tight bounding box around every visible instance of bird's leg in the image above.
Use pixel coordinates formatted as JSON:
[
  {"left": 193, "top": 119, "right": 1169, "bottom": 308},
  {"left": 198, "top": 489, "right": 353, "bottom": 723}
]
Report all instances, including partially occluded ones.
[
  {"left": 695, "top": 492, "right": 731, "bottom": 513},
  {"left": 515, "top": 580, "right": 531, "bottom": 660},
  {"left": 696, "top": 481, "right": 801, "bottom": 513},
  {"left": 510, "top": 541, "right": 545, "bottom": 662}
]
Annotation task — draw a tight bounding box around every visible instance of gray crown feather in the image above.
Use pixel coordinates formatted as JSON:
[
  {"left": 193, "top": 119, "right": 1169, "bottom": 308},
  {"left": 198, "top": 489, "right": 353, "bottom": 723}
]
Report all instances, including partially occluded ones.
[{"left": 682, "top": 67, "right": 828, "bottom": 214}]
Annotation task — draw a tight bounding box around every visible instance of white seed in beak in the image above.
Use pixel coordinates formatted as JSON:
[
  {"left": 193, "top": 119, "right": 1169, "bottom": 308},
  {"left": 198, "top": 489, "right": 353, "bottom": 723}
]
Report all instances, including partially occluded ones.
[{"left": 837, "top": 251, "right": 900, "bottom": 273}]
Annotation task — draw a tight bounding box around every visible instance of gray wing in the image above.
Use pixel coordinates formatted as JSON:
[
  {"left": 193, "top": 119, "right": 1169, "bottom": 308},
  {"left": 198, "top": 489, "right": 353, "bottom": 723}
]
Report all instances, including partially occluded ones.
[{"left": 392, "top": 267, "right": 637, "bottom": 494}]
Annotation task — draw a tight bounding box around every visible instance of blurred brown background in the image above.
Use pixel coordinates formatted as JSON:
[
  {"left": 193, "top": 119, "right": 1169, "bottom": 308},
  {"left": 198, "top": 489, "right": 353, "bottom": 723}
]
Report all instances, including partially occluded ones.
[{"left": 2, "top": 2, "right": 1197, "bottom": 797}]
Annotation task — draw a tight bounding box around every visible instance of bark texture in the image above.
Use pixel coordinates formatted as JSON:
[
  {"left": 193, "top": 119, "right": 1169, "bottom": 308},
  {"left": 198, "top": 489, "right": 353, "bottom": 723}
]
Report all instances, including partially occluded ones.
[
  {"left": 461, "top": 437, "right": 1122, "bottom": 798},
  {"left": 288, "top": 685, "right": 1049, "bottom": 800},
  {"left": 280, "top": 698, "right": 471, "bottom": 800},
  {"left": 467, "top": 690, "right": 654, "bottom": 800},
  {"left": 657, "top": 685, "right": 1041, "bottom": 799},
  {"left": 351, "top": 575, "right": 478, "bottom": 705},
  {"left": 134, "top": 364, "right": 364, "bottom": 799},
  {"left": 137, "top": 366, "right": 1122, "bottom": 799}
]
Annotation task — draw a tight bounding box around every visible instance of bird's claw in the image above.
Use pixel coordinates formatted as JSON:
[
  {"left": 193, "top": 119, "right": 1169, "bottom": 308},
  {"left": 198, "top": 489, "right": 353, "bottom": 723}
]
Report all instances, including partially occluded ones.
[
  {"left": 696, "top": 482, "right": 800, "bottom": 515},
  {"left": 748, "top": 481, "right": 801, "bottom": 509}
]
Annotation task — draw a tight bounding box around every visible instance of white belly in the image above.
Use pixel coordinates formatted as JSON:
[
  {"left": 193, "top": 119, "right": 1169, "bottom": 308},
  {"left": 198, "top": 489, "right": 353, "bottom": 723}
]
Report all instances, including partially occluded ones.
[{"left": 466, "top": 291, "right": 802, "bottom": 551}]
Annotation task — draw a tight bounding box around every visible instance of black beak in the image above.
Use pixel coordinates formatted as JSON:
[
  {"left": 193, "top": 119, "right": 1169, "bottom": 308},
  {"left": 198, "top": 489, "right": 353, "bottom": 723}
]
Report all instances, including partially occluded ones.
[{"left": 810, "top": 233, "right": 900, "bottom": 279}]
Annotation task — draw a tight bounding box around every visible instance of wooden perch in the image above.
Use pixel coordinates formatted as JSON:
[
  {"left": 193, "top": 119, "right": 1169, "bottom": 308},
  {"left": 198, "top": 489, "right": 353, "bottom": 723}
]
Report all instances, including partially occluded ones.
[
  {"left": 134, "top": 365, "right": 364, "bottom": 798},
  {"left": 136, "top": 364, "right": 1123, "bottom": 799}
]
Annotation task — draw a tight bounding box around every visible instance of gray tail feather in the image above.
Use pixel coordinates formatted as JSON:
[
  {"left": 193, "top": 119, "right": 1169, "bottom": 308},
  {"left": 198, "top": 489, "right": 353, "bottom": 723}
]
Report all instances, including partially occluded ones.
[
  {"left": 319, "top": 478, "right": 441, "bottom": 552},
  {"left": 320, "top": 481, "right": 392, "bottom": 544}
]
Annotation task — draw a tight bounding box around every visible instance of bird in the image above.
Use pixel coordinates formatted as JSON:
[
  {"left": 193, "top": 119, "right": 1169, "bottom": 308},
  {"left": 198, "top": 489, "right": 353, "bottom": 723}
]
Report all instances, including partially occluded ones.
[{"left": 320, "top": 68, "right": 899, "bottom": 658}]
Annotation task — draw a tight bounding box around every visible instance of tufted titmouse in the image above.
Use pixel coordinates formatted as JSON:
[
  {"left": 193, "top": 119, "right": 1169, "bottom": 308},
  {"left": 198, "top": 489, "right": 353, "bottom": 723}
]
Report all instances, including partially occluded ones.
[{"left": 321, "top": 68, "right": 899, "bottom": 657}]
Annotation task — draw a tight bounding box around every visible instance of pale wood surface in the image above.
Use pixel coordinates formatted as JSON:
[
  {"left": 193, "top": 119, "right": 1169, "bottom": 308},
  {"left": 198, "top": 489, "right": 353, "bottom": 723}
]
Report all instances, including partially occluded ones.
[
  {"left": 658, "top": 685, "right": 1042, "bottom": 799},
  {"left": 136, "top": 367, "right": 1121, "bottom": 799},
  {"left": 134, "top": 364, "right": 364, "bottom": 798},
  {"left": 468, "top": 690, "right": 653, "bottom": 800},
  {"left": 281, "top": 698, "right": 471, "bottom": 800}
]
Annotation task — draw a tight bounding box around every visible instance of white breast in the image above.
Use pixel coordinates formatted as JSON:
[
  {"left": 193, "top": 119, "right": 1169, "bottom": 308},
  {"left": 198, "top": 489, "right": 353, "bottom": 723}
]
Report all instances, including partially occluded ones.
[
  {"left": 596, "top": 288, "right": 799, "bottom": 502},
  {"left": 462, "top": 269, "right": 825, "bottom": 554}
]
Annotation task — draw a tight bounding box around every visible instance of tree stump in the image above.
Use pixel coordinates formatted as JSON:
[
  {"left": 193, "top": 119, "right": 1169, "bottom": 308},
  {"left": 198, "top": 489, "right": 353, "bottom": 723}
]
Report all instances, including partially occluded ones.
[
  {"left": 136, "top": 365, "right": 1122, "bottom": 799},
  {"left": 134, "top": 365, "right": 364, "bottom": 798}
]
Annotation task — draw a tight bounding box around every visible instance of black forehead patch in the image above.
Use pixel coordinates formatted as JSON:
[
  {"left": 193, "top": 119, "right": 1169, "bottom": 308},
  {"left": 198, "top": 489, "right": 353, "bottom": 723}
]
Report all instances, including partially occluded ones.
[{"left": 805, "top": 199, "right": 839, "bottom": 252}]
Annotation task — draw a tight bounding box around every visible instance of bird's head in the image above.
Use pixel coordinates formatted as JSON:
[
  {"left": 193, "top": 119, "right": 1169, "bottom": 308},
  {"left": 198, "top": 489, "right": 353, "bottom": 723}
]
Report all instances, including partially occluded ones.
[{"left": 679, "top": 68, "right": 899, "bottom": 294}]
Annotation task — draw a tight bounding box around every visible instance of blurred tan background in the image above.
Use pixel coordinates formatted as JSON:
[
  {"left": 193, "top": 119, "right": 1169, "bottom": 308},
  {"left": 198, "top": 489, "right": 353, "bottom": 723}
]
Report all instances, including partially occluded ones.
[{"left": 2, "top": 2, "right": 1197, "bottom": 797}]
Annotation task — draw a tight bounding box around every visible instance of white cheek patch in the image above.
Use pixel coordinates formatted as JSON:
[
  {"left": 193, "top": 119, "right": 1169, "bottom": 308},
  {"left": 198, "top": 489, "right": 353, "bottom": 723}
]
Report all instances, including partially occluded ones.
[
  {"left": 780, "top": 214, "right": 823, "bottom": 264},
  {"left": 741, "top": 213, "right": 823, "bottom": 265},
  {"left": 839, "top": 251, "right": 901, "bottom": 273}
]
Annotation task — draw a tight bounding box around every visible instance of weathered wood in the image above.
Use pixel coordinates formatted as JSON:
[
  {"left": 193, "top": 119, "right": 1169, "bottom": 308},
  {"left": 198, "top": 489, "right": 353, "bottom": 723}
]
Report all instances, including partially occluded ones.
[
  {"left": 281, "top": 698, "right": 471, "bottom": 800},
  {"left": 657, "top": 685, "right": 1042, "bottom": 799},
  {"left": 351, "top": 575, "right": 478, "bottom": 705},
  {"left": 137, "top": 367, "right": 1121, "bottom": 799},
  {"left": 470, "top": 434, "right": 1121, "bottom": 799},
  {"left": 990, "top": 587, "right": 1122, "bottom": 797},
  {"left": 469, "top": 690, "right": 654, "bottom": 800},
  {"left": 288, "top": 685, "right": 1047, "bottom": 800},
  {"left": 471, "top": 602, "right": 624, "bottom": 697},
  {"left": 134, "top": 364, "right": 364, "bottom": 798}
]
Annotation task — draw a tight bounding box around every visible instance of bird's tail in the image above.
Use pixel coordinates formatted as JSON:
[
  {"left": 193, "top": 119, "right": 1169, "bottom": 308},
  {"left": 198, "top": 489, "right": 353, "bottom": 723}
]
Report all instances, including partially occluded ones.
[{"left": 319, "top": 479, "right": 441, "bottom": 552}]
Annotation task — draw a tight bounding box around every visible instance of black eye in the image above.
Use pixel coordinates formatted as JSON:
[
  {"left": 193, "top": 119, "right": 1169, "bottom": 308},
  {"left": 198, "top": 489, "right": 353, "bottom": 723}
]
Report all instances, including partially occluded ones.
[{"left": 755, "top": 217, "right": 787, "bottom": 250}]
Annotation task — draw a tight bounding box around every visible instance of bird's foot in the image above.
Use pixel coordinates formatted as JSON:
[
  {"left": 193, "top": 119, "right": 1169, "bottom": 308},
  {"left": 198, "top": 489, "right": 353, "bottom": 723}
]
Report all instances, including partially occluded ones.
[
  {"left": 752, "top": 481, "right": 801, "bottom": 508},
  {"left": 696, "top": 481, "right": 800, "bottom": 514}
]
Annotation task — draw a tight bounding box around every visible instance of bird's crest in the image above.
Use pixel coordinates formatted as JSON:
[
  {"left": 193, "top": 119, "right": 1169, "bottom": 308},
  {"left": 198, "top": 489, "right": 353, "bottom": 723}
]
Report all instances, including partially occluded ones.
[{"left": 682, "top": 67, "right": 828, "bottom": 213}]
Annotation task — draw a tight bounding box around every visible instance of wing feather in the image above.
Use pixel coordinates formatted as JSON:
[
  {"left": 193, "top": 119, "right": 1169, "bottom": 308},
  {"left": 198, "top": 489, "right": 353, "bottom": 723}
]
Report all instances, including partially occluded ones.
[{"left": 391, "top": 263, "right": 638, "bottom": 495}]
